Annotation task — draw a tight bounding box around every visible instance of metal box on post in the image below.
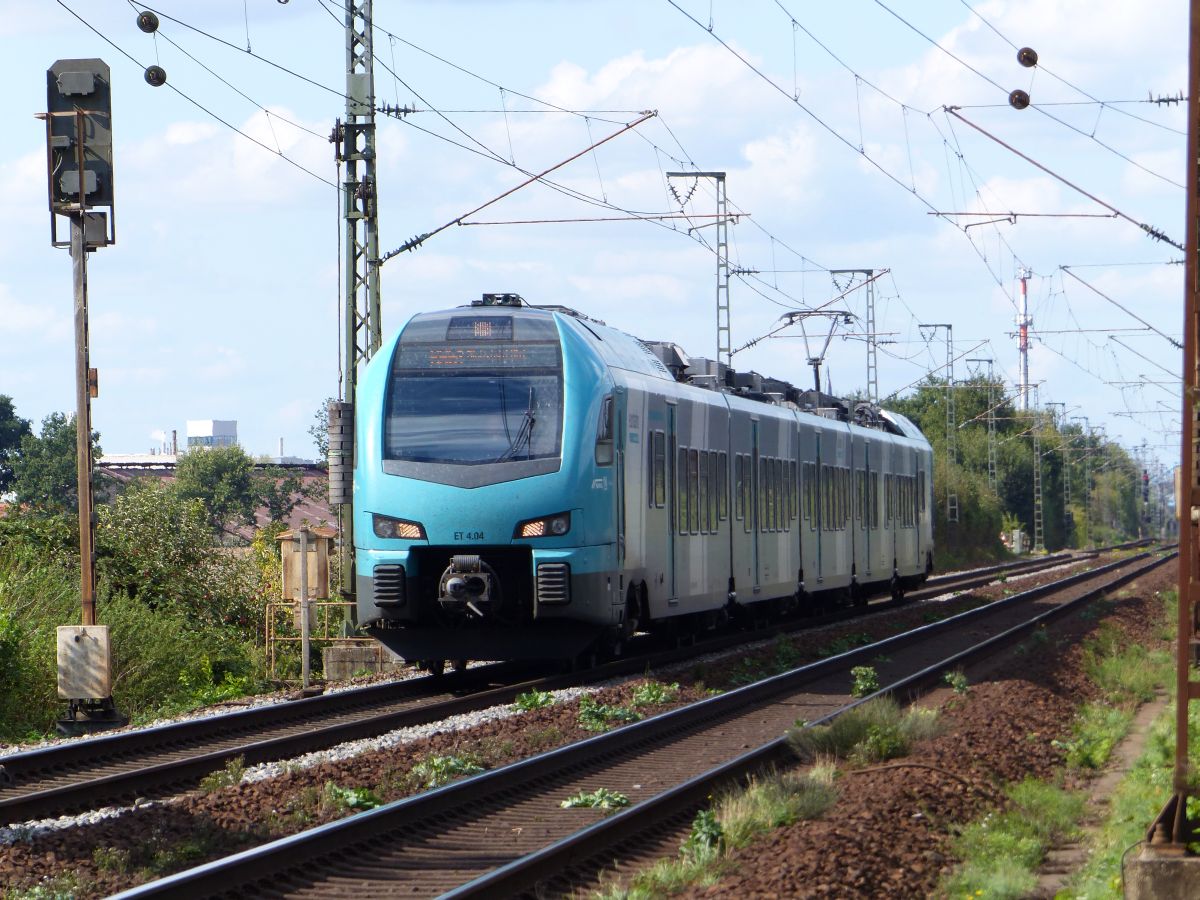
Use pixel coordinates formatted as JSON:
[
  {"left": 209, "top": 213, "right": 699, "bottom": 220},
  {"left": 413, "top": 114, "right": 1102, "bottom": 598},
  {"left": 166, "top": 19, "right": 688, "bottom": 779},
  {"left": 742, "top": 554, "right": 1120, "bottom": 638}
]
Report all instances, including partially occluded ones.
[
  {"left": 56, "top": 625, "right": 112, "bottom": 699},
  {"left": 277, "top": 526, "right": 336, "bottom": 601}
]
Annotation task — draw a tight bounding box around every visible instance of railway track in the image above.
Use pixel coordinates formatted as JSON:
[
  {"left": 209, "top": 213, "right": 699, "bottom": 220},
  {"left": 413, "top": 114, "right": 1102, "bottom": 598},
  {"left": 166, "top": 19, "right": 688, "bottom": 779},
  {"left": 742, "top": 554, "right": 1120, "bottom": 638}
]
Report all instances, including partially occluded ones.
[
  {"left": 0, "top": 551, "right": 1086, "bottom": 827},
  {"left": 107, "top": 548, "right": 1171, "bottom": 899}
]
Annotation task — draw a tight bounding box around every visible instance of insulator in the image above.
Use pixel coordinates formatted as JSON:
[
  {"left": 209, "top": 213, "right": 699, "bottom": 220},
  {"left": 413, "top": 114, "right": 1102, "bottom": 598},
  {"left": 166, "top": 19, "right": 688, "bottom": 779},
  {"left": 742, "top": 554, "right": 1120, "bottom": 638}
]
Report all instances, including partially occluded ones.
[
  {"left": 144, "top": 66, "right": 167, "bottom": 87},
  {"left": 327, "top": 400, "right": 354, "bottom": 507},
  {"left": 1008, "top": 89, "right": 1031, "bottom": 110},
  {"left": 1017, "top": 47, "right": 1038, "bottom": 68},
  {"left": 136, "top": 11, "right": 159, "bottom": 33}
]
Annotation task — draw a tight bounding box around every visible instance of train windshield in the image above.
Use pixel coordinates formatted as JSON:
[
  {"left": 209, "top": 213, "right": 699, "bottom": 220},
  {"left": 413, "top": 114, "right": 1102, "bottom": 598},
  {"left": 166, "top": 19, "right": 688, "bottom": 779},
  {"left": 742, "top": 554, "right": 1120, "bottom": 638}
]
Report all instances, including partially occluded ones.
[{"left": 384, "top": 313, "right": 563, "bottom": 465}]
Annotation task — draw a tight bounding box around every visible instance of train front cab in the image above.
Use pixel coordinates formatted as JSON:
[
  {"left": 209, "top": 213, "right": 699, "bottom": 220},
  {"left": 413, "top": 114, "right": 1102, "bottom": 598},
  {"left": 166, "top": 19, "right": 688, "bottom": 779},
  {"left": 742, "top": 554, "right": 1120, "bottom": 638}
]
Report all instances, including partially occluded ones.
[{"left": 353, "top": 307, "right": 628, "bottom": 661}]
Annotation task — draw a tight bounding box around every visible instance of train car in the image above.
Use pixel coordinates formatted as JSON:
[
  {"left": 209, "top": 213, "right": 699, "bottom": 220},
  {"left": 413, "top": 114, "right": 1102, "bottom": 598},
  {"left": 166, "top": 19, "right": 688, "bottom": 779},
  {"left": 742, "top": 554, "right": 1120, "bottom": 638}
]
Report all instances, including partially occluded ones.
[{"left": 353, "top": 293, "right": 933, "bottom": 664}]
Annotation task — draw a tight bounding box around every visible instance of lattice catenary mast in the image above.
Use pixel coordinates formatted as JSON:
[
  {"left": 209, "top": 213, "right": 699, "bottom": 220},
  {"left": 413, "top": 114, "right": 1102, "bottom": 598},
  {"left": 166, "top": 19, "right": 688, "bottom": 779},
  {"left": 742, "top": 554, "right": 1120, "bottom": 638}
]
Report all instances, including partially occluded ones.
[{"left": 330, "top": 0, "right": 382, "bottom": 603}]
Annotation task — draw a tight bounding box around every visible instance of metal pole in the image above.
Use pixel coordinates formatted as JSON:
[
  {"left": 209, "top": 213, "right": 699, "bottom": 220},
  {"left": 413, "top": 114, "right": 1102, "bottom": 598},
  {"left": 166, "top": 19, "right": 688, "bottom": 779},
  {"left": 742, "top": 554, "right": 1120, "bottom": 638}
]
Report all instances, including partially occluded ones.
[
  {"left": 1175, "top": 0, "right": 1200, "bottom": 817},
  {"left": 299, "top": 527, "right": 311, "bottom": 690},
  {"left": 335, "top": 0, "right": 382, "bottom": 613},
  {"left": 1018, "top": 268, "right": 1031, "bottom": 411},
  {"left": 70, "top": 109, "right": 96, "bottom": 627}
]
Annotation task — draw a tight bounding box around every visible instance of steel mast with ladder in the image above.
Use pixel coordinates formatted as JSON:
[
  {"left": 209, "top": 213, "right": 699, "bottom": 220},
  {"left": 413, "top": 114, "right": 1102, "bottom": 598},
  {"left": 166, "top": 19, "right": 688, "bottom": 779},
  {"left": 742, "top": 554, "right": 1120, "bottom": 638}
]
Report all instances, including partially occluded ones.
[{"left": 329, "top": 0, "right": 382, "bottom": 606}]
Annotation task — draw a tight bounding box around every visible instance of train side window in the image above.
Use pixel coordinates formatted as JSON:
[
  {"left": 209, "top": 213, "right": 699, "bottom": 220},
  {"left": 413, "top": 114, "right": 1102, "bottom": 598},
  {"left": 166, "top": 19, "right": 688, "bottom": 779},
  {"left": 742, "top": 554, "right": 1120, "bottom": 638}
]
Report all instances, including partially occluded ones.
[
  {"left": 918, "top": 470, "right": 926, "bottom": 513},
  {"left": 595, "top": 395, "right": 614, "bottom": 466},
  {"left": 699, "top": 451, "right": 710, "bottom": 534},
  {"left": 652, "top": 431, "right": 666, "bottom": 508},
  {"left": 718, "top": 451, "right": 729, "bottom": 520},
  {"left": 734, "top": 455, "right": 743, "bottom": 520},
  {"left": 779, "top": 459, "right": 787, "bottom": 531},
  {"left": 744, "top": 455, "right": 754, "bottom": 533},
  {"left": 819, "top": 465, "right": 828, "bottom": 529},
  {"left": 784, "top": 461, "right": 792, "bottom": 523},
  {"left": 677, "top": 446, "right": 688, "bottom": 536},
  {"left": 777, "top": 459, "right": 786, "bottom": 531},
  {"left": 840, "top": 467, "right": 848, "bottom": 530},
  {"left": 772, "top": 458, "right": 781, "bottom": 532},
  {"left": 869, "top": 471, "right": 879, "bottom": 529},
  {"left": 884, "top": 473, "right": 892, "bottom": 525},
  {"left": 803, "top": 462, "right": 815, "bottom": 529},
  {"left": 688, "top": 449, "right": 700, "bottom": 534},
  {"left": 764, "top": 458, "right": 774, "bottom": 532},
  {"left": 705, "top": 451, "right": 715, "bottom": 528}
]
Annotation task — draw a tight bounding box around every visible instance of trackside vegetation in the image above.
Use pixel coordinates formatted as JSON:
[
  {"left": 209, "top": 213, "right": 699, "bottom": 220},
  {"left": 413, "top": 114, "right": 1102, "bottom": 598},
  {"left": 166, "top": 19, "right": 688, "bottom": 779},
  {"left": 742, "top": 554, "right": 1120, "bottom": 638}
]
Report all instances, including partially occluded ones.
[
  {"left": 0, "top": 402, "right": 320, "bottom": 740},
  {"left": 939, "top": 588, "right": 1175, "bottom": 897}
]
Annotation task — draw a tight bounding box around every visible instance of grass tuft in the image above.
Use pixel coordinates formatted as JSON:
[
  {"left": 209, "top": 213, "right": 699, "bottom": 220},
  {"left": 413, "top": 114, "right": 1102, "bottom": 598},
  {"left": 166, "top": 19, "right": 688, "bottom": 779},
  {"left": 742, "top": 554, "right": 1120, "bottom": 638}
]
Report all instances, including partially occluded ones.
[{"left": 787, "top": 698, "right": 940, "bottom": 764}]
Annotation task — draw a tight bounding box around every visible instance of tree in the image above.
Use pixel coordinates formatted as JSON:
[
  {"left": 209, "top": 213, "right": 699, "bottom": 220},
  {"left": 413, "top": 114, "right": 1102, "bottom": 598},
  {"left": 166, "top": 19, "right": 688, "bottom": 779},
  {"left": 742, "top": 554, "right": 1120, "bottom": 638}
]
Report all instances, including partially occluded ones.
[
  {"left": 0, "top": 395, "right": 31, "bottom": 494},
  {"left": 252, "top": 467, "right": 321, "bottom": 523},
  {"left": 175, "top": 445, "right": 257, "bottom": 535},
  {"left": 11, "top": 413, "right": 100, "bottom": 514},
  {"left": 308, "top": 397, "right": 334, "bottom": 461}
]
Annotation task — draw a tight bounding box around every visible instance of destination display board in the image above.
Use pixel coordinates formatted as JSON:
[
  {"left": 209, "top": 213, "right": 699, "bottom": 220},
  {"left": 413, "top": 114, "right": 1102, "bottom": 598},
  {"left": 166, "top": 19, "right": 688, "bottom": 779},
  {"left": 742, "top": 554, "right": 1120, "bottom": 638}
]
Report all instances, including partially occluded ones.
[
  {"left": 395, "top": 341, "right": 560, "bottom": 370},
  {"left": 446, "top": 315, "right": 514, "bottom": 341}
]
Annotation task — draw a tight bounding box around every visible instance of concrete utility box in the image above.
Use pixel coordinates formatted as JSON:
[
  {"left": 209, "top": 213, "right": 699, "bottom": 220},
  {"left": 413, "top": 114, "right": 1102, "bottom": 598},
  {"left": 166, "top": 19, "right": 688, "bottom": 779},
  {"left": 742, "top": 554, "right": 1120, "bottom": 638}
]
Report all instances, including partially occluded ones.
[
  {"left": 57, "top": 625, "right": 112, "bottom": 699},
  {"left": 277, "top": 526, "right": 336, "bottom": 600}
]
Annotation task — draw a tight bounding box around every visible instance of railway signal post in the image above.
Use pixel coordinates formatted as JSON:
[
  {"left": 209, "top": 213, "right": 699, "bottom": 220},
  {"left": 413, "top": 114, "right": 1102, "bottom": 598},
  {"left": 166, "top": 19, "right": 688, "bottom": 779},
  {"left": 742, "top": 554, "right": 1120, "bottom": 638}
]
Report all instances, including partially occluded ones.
[{"left": 39, "top": 58, "right": 125, "bottom": 734}]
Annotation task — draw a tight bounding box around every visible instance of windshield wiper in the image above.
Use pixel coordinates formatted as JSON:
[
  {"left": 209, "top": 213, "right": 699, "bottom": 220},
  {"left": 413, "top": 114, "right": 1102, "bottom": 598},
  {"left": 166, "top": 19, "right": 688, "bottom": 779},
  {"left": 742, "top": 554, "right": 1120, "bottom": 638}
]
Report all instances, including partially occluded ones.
[{"left": 496, "top": 386, "right": 536, "bottom": 462}]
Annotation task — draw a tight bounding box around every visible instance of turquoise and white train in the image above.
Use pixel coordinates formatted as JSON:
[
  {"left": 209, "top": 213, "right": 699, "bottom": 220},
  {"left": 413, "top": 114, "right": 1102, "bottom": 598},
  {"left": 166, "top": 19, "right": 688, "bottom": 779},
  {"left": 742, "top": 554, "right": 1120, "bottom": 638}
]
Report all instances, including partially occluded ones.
[{"left": 353, "top": 294, "right": 933, "bottom": 664}]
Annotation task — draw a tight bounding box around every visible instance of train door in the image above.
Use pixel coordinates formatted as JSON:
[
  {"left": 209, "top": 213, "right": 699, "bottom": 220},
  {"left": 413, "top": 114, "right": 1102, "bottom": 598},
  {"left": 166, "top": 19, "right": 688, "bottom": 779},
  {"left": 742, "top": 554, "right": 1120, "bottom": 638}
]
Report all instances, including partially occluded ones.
[
  {"left": 667, "top": 402, "right": 678, "bottom": 604},
  {"left": 856, "top": 436, "right": 870, "bottom": 582},
  {"left": 614, "top": 389, "right": 627, "bottom": 571},
  {"left": 751, "top": 419, "right": 761, "bottom": 592},
  {"left": 813, "top": 427, "right": 824, "bottom": 585}
]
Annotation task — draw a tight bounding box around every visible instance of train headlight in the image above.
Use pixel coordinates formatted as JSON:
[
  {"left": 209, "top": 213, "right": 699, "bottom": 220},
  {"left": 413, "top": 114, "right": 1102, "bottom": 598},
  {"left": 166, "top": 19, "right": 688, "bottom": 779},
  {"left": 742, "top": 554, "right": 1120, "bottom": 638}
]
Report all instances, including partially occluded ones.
[
  {"left": 372, "top": 514, "right": 427, "bottom": 540},
  {"left": 514, "top": 511, "right": 571, "bottom": 538}
]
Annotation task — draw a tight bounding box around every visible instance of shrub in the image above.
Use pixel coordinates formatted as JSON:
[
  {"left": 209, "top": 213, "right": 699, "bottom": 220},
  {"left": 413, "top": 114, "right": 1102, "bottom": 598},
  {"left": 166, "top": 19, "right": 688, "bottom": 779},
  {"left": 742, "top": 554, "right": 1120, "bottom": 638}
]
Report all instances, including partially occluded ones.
[
  {"left": 560, "top": 787, "right": 629, "bottom": 809},
  {"left": 578, "top": 695, "right": 643, "bottom": 731},
  {"left": 850, "top": 666, "right": 880, "bottom": 698},
  {"left": 512, "top": 689, "right": 555, "bottom": 711},
  {"left": 408, "top": 753, "right": 484, "bottom": 789}
]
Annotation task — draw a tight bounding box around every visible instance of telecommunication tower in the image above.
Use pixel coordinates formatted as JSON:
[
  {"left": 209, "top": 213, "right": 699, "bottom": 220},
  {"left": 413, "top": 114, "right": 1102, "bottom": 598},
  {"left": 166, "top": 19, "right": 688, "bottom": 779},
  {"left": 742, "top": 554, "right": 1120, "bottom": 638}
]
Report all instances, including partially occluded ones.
[{"left": 1017, "top": 268, "right": 1032, "bottom": 411}]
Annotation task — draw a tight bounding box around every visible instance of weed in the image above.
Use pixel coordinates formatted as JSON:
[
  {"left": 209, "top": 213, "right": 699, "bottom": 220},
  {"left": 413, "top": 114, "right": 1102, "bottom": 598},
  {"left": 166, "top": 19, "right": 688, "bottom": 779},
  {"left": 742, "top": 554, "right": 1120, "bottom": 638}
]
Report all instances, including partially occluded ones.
[
  {"left": 680, "top": 809, "right": 724, "bottom": 862},
  {"left": 561, "top": 787, "right": 629, "bottom": 809},
  {"left": 511, "top": 689, "right": 555, "bottom": 711},
  {"left": 1053, "top": 703, "right": 1132, "bottom": 769},
  {"left": 92, "top": 845, "right": 131, "bottom": 874},
  {"left": 408, "top": 753, "right": 485, "bottom": 789},
  {"left": 922, "top": 610, "right": 946, "bottom": 624},
  {"left": 718, "top": 770, "right": 837, "bottom": 848},
  {"left": 940, "top": 779, "right": 1083, "bottom": 898},
  {"left": 818, "top": 632, "right": 873, "bottom": 658},
  {"left": 525, "top": 725, "right": 564, "bottom": 751},
  {"left": 198, "top": 755, "right": 245, "bottom": 793},
  {"left": 631, "top": 681, "right": 680, "bottom": 707},
  {"left": 322, "top": 782, "right": 382, "bottom": 812},
  {"left": 788, "top": 698, "right": 940, "bottom": 763},
  {"left": 850, "top": 665, "right": 880, "bottom": 698},
  {"left": 3, "top": 874, "right": 83, "bottom": 900},
  {"left": 772, "top": 637, "right": 804, "bottom": 670},
  {"left": 943, "top": 670, "right": 970, "bottom": 695},
  {"left": 578, "top": 695, "right": 643, "bottom": 731}
]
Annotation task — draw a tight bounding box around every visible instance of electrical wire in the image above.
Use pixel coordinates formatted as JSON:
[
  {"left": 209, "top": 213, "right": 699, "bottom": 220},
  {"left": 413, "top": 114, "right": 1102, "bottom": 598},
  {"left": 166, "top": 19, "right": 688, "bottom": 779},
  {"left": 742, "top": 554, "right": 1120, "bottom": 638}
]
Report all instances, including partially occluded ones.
[{"left": 55, "top": 0, "right": 336, "bottom": 188}]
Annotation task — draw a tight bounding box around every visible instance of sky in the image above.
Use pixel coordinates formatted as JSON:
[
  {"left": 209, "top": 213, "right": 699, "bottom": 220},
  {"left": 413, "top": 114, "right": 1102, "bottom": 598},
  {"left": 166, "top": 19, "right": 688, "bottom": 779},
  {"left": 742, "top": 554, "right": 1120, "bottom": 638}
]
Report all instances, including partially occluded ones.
[{"left": 0, "top": 1, "right": 1188, "bottom": 474}]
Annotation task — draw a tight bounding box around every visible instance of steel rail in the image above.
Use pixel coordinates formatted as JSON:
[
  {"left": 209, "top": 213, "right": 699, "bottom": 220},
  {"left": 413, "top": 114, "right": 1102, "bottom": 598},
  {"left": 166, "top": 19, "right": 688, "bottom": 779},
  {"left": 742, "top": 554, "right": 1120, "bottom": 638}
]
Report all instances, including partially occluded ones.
[
  {"left": 0, "top": 552, "right": 1083, "bottom": 824},
  {"left": 449, "top": 549, "right": 1175, "bottom": 898},
  {"left": 108, "top": 550, "right": 1167, "bottom": 898}
]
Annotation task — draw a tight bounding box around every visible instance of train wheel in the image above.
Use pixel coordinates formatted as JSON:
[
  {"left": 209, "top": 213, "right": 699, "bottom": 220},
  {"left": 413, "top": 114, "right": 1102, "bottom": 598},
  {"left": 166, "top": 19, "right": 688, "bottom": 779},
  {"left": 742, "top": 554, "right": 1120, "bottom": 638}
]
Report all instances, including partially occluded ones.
[
  {"left": 452, "top": 659, "right": 469, "bottom": 674},
  {"left": 890, "top": 575, "right": 904, "bottom": 602},
  {"left": 426, "top": 659, "right": 446, "bottom": 677}
]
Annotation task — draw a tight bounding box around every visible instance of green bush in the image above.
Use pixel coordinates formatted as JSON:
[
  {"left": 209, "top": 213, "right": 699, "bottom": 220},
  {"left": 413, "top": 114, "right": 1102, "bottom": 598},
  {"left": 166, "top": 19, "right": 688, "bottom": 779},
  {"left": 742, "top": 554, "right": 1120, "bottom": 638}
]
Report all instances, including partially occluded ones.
[{"left": 0, "top": 488, "right": 269, "bottom": 738}]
